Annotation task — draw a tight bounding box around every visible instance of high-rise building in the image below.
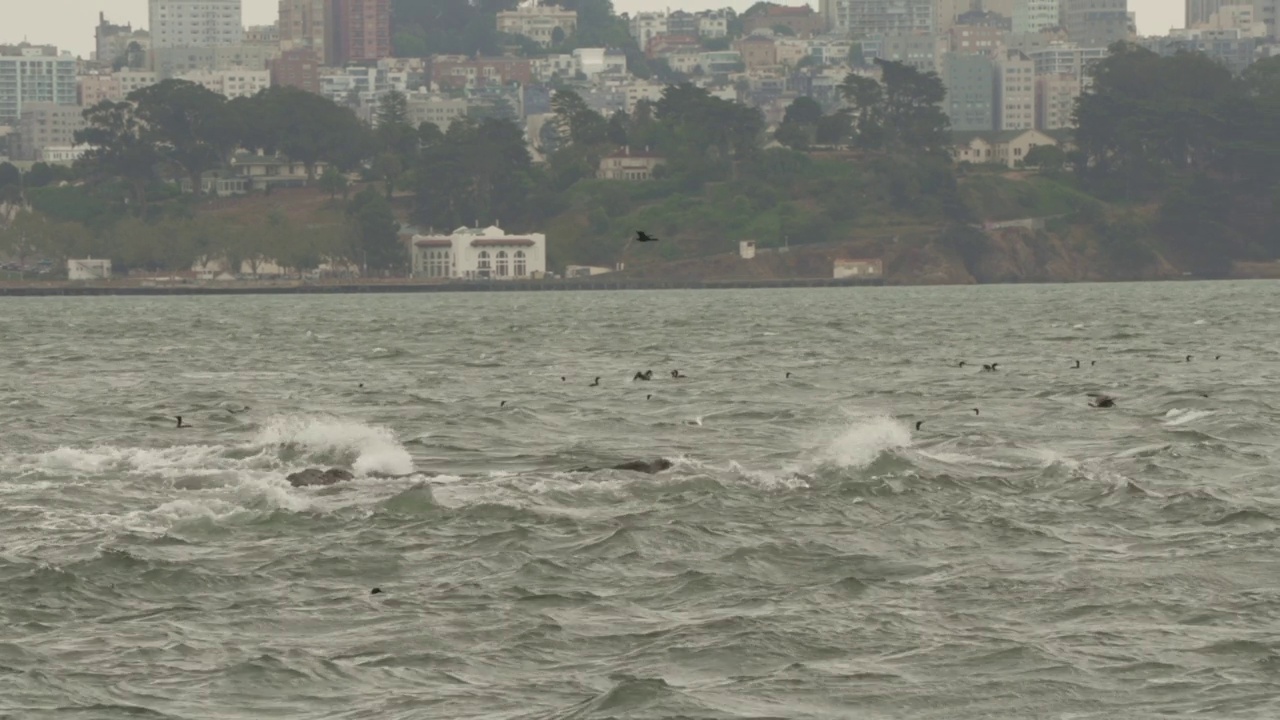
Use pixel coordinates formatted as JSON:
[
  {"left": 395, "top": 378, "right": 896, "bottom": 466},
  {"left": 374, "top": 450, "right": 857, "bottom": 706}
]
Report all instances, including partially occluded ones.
[
  {"left": 14, "top": 102, "right": 86, "bottom": 161},
  {"left": 333, "top": 0, "right": 392, "bottom": 64},
  {"left": 280, "top": 0, "right": 334, "bottom": 64},
  {"left": 1036, "top": 73, "right": 1080, "bottom": 129},
  {"left": 943, "top": 52, "right": 996, "bottom": 131},
  {"left": 996, "top": 49, "right": 1036, "bottom": 130},
  {"left": 822, "top": 0, "right": 936, "bottom": 37},
  {"left": 1061, "top": 0, "right": 1132, "bottom": 46},
  {"left": 0, "top": 46, "right": 78, "bottom": 125},
  {"left": 149, "top": 0, "right": 244, "bottom": 50},
  {"left": 271, "top": 47, "right": 322, "bottom": 93},
  {"left": 1255, "top": 0, "right": 1279, "bottom": 38},
  {"left": 1187, "top": 0, "right": 1227, "bottom": 27},
  {"left": 1013, "top": 0, "right": 1061, "bottom": 32}
]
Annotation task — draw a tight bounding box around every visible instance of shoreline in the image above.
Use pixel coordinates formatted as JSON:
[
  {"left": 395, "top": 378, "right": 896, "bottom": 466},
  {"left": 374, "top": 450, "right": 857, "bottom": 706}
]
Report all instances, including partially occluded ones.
[{"left": 0, "top": 277, "right": 886, "bottom": 297}]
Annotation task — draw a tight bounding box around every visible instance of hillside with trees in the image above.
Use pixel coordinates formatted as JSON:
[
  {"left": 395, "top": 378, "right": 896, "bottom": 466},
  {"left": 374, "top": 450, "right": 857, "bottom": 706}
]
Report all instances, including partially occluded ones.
[{"left": 2, "top": 38, "right": 1280, "bottom": 284}]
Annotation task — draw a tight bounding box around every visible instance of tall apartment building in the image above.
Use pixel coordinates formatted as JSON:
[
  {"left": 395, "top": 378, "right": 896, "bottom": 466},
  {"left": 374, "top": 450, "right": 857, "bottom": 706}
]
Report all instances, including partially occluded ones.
[
  {"left": 271, "top": 47, "right": 322, "bottom": 93},
  {"left": 1187, "top": 0, "right": 1227, "bottom": 26},
  {"left": 1255, "top": 0, "right": 1279, "bottom": 38},
  {"left": 333, "top": 0, "right": 392, "bottom": 64},
  {"left": 1027, "top": 42, "right": 1107, "bottom": 80},
  {"left": 1036, "top": 73, "right": 1080, "bottom": 129},
  {"left": 1061, "top": 0, "right": 1132, "bottom": 46},
  {"left": 13, "top": 102, "right": 86, "bottom": 161},
  {"left": 996, "top": 49, "right": 1035, "bottom": 130},
  {"left": 0, "top": 46, "right": 78, "bottom": 125},
  {"left": 280, "top": 0, "right": 334, "bottom": 65},
  {"left": 1012, "top": 0, "right": 1061, "bottom": 32},
  {"left": 822, "top": 0, "right": 936, "bottom": 37},
  {"left": 149, "top": 0, "right": 244, "bottom": 50},
  {"left": 943, "top": 52, "right": 996, "bottom": 131}
]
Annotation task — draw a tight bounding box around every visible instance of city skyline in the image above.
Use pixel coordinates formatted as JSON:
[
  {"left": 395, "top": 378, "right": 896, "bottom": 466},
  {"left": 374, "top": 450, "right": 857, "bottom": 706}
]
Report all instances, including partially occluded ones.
[{"left": 3, "top": 0, "right": 1184, "bottom": 59}]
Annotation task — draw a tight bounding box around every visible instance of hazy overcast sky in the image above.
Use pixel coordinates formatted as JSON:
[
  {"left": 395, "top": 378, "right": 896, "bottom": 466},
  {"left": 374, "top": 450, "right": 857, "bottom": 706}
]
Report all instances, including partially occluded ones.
[{"left": 3, "top": 0, "right": 1185, "bottom": 58}]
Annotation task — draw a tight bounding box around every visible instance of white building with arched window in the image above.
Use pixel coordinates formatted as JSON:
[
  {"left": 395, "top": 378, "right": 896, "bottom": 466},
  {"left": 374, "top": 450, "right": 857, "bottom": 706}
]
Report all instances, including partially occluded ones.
[{"left": 411, "top": 225, "right": 547, "bottom": 281}]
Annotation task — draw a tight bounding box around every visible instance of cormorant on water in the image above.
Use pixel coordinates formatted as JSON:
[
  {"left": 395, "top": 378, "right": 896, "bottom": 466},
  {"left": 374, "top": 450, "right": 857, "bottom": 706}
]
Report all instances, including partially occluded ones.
[
  {"left": 500, "top": 400, "right": 507, "bottom": 408},
  {"left": 561, "top": 376, "right": 566, "bottom": 382},
  {"left": 633, "top": 370, "right": 653, "bottom": 381},
  {"left": 972, "top": 408, "right": 980, "bottom": 415},
  {"left": 176, "top": 416, "right": 190, "bottom": 429},
  {"left": 958, "top": 361, "right": 967, "bottom": 368},
  {"left": 370, "top": 588, "right": 383, "bottom": 595},
  {"left": 1073, "top": 360, "right": 1081, "bottom": 369},
  {"left": 671, "top": 369, "right": 686, "bottom": 379},
  {"left": 915, "top": 420, "right": 924, "bottom": 431},
  {"left": 1091, "top": 361, "right": 1096, "bottom": 366},
  {"left": 982, "top": 363, "right": 999, "bottom": 372},
  {"left": 589, "top": 377, "right": 601, "bottom": 387},
  {"left": 1088, "top": 393, "right": 1116, "bottom": 408},
  {"left": 786, "top": 372, "right": 792, "bottom": 378},
  {"left": 1186, "top": 355, "right": 1193, "bottom": 362},
  {"left": 635, "top": 231, "right": 660, "bottom": 243},
  {"left": 647, "top": 394, "right": 652, "bottom": 400},
  {"left": 1215, "top": 355, "right": 1221, "bottom": 360}
]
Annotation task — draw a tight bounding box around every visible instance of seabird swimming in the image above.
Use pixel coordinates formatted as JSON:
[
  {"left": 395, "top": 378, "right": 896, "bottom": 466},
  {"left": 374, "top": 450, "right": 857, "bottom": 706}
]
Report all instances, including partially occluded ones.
[
  {"left": 633, "top": 370, "right": 653, "bottom": 381},
  {"left": 500, "top": 400, "right": 507, "bottom": 408},
  {"left": 1087, "top": 393, "right": 1116, "bottom": 408},
  {"left": 370, "top": 588, "right": 383, "bottom": 595},
  {"left": 670, "top": 370, "right": 686, "bottom": 379},
  {"left": 915, "top": 420, "right": 924, "bottom": 430},
  {"left": 561, "top": 376, "right": 566, "bottom": 382},
  {"left": 1073, "top": 360, "right": 1081, "bottom": 369},
  {"left": 646, "top": 394, "right": 652, "bottom": 400},
  {"left": 635, "top": 231, "right": 660, "bottom": 243},
  {"left": 958, "top": 361, "right": 967, "bottom": 368},
  {"left": 175, "top": 416, "right": 190, "bottom": 429},
  {"left": 1186, "top": 355, "right": 1192, "bottom": 362},
  {"left": 589, "top": 377, "right": 601, "bottom": 387},
  {"left": 982, "top": 363, "right": 999, "bottom": 372},
  {"left": 972, "top": 408, "right": 980, "bottom": 415},
  {"left": 786, "top": 372, "right": 792, "bottom": 378}
]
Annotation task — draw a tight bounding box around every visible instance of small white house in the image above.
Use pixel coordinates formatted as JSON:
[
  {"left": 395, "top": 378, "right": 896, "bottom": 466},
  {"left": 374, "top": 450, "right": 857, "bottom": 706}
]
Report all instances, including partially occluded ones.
[
  {"left": 565, "top": 264, "right": 613, "bottom": 277},
  {"left": 739, "top": 240, "right": 756, "bottom": 259},
  {"left": 68, "top": 258, "right": 111, "bottom": 280},
  {"left": 411, "top": 225, "right": 547, "bottom": 280},
  {"left": 834, "top": 258, "right": 883, "bottom": 279}
]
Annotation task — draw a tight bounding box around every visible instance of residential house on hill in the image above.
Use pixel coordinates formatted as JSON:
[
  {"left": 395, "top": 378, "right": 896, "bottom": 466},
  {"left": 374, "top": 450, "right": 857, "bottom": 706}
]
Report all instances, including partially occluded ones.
[
  {"left": 597, "top": 147, "right": 666, "bottom": 181},
  {"left": 951, "top": 129, "right": 1058, "bottom": 168},
  {"left": 743, "top": 5, "right": 826, "bottom": 37}
]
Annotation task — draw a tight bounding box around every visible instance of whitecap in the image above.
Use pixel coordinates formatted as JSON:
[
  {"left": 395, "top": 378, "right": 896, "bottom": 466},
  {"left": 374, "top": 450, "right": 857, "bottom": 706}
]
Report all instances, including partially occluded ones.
[
  {"left": 1163, "top": 408, "right": 1215, "bottom": 426},
  {"left": 815, "top": 416, "right": 912, "bottom": 469},
  {"left": 253, "top": 415, "right": 414, "bottom": 476}
]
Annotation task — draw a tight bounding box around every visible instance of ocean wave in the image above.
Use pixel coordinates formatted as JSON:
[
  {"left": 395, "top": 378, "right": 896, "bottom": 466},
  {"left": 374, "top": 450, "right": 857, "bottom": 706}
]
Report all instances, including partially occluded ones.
[
  {"left": 814, "top": 415, "right": 913, "bottom": 470},
  {"left": 252, "top": 415, "right": 414, "bottom": 476}
]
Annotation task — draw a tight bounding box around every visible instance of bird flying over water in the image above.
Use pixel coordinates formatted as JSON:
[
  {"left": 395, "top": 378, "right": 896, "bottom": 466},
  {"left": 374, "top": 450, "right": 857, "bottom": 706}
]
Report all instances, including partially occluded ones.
[
  {"left": 633, "top": 370, "right": 653, "bottom": 381},
  {"left": 635, "top": 231, "right": 660, "bottom": 243}
]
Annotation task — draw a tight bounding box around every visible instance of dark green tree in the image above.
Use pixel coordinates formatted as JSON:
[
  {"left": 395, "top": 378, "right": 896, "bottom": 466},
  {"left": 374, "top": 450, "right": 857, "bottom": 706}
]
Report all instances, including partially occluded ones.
[
  {"left": 76, "top": 100, "right": 163, "bottom": 214},
  {"left": 349, "top": 186, "right": 404, "bottom": 273},
  {"left": 128, "top": 79, "right": 239, "bottom": 194}
]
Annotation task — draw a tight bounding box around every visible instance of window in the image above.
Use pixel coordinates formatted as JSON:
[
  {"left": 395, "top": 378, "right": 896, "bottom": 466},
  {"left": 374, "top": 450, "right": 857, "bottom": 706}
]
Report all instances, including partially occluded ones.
[
  {"left": 477, "top": 251, "right": 491, "bottom": 277},
  {"left": 514, "top": 251, "right": 527, "bottom": 277},
  {"left": 495, "top": 251, "right": 509, "bottom": 277}
]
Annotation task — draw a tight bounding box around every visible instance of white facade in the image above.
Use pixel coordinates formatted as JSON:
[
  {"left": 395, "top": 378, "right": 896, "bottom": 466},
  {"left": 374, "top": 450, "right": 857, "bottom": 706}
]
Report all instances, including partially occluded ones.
[
  {"left": 629, "top": 13, "right": 669, "bottom": 51},
  {"left": 406, "top": 93, "right": 469, "bottom": 131},
  {"left": 411, "top": 225, "right": 547, "bottom": 281},
  {"left": 996, "top": 50, "right": 1036, "bottom": 131},
  {"left": 699, "top": 13, "right": 730, "bottom": 38},
  {"left": 624, "top": 82, "right": 665, "bottom": 112},
  {"left": 68, "top": 259, "right": 112, "bottom": 280},
  {"left": 1013, "top": 0, "right": 1061, "bottom": 33},
  {"left": 497, "top": 4, "right": 578, "bottom": 47},
  {"left": 834, "top": 259, "right": 883, "bottom": 279},
  {"left": 823, "top": 0, "right": 935, "bottom": 37},
  {"left": 177, "top": 69, "right": 270, "bottom": 99},
  {"left": 149, "top": 0, "right": 244, "bottom": 50},
  {"left": 573, "top": 48, "right": 627, "bottom": 77},
  {"left": 0, "top": 48, "right": 78, "bottom": 125},
  {"left": 1027, "top": 43, "right": 1107, "bottom": 82}
]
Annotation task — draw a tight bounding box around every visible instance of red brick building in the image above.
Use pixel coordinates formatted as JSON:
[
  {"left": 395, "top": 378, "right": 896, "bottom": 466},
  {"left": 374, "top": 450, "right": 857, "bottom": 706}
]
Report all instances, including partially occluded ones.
[
  {"left": 270, "top": 48, "right": 322, "bottom": 94},
  {"left": 333, "top": 0, "right": 391, "bottom": 64}
]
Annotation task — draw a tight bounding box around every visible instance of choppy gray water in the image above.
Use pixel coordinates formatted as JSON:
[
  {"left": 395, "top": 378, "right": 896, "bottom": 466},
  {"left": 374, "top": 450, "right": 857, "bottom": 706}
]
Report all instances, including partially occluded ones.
[{"left": 2, "top": 283, "right": 1280, "bottom": 719}]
